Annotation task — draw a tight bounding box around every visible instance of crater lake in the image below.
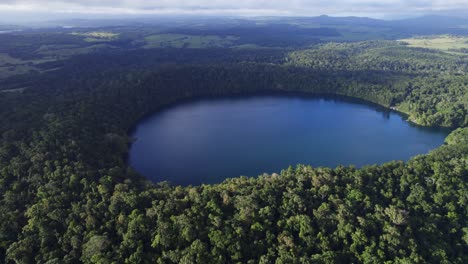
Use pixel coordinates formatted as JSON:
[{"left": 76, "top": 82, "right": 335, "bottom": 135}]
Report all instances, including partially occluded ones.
[{"left": 129, "top": 94, "right": 451, "bottom": 185}]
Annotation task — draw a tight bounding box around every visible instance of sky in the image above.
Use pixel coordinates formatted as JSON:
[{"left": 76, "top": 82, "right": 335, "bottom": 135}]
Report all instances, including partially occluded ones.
[{"left": 0, "top": 0, "right": 467, "bottom": 22}]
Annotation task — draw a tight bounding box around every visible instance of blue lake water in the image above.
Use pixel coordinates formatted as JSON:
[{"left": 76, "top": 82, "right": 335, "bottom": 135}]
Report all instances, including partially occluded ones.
[{"left": 129, "top": 94, "right": 451, "bottom": 186}]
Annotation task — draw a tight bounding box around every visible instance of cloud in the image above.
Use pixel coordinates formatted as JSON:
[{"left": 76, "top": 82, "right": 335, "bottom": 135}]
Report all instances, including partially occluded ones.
[{"left": 0, "top": 0, "right": 466, "bottom": 18}]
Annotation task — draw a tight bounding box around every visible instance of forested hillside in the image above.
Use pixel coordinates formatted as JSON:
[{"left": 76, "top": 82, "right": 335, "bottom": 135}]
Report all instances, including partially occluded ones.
[
  {"left": 288, "top": 41, "right": 468, "bottom": 127},
  {"left": 0, "top": 39, "right": 467, "bottom": 263}
]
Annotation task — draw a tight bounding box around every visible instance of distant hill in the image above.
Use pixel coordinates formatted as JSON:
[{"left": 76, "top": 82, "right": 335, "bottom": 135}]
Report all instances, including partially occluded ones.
[
  {"left": 391, "top": 15, "right": 468, "bottom": 28},
  {"left": 386, "top": 15, "right": 468, "bottom": 35}
]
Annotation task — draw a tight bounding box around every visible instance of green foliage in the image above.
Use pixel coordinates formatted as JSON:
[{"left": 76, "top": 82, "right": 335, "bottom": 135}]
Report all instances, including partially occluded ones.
[
  {"left": 0, "top": 40, "right": 467, "bottom": 263},
  {"left": 144, "top": 34, "right": 238, "bottom": 49},
  {"left": 288, "top": 41, "right": 468, "bottom": 127}
]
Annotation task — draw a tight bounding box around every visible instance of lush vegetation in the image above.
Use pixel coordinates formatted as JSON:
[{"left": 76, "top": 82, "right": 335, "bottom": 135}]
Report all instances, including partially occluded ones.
[
  {"left": 0, "top": 20, "right": 467, "bottom": 263},
  {"left": 288, "top": 41, "right": 468, "bottom": 127},
  {"left": 143, "top": 34, "right": 239, "bottom": 49}
]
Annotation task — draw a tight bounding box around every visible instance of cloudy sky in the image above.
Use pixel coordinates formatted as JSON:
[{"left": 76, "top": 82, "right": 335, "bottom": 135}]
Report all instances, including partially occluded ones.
[{"left": 0, "top": 0, "right": 467, "bottom": 21}]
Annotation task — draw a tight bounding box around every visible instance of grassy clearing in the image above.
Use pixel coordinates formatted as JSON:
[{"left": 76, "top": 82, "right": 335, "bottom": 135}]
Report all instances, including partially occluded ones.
[
  {"left": 37, "top": 44, "right": 114, "bottom": 57},
  {"left": 233, "top": 44, "right": 263, "bottom": 49},
  {"left": 37, "top": 45, "right": 80, "bottom": 52},
  {"left": 0, "top": 53, "right": 55, "bottom": 65},
  {"left": 0, "top": 53, "right": 26, "bottom": 65},
  {"left": 0, "top": 65, "right": 38, "bottom": 79},
  {"left": 144, "top": 34, "right": 239, "bottom": 49},
  {"left": 0, "top": 87, "right": 27, "bottom": 93},
  {"left": 398, "top": 35, "right": 468, "bottom": 54},
  {"left": 0, "top": 53, "right": 56, "bottom": 80},
  {"left": 0, "top": 43, "right": 110, "bottom": 80},
  {"left": 71, "top": 31, "right": 119, "bottom": 42},
  {"left": 319, "top": 26, "right": 395, "bottom": 42}
]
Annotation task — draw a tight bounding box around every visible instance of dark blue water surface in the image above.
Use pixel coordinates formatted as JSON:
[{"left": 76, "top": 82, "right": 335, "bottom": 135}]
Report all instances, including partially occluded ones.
[{"left": 129, "top": 95, "right": 451, "bottom": 185}]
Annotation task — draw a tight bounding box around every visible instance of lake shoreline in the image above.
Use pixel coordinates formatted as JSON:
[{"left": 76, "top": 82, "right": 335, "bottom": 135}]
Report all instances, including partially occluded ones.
[{"left": 127, "top": 93, "right": 452, "bottom": 185}]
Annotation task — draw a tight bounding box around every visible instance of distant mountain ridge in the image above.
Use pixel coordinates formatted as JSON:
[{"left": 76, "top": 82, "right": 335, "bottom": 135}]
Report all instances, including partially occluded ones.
[
  {"left": 3, "top": 14, "right": 468, "bottom": 28},
  {"left": 389, "top": 15, "right": 468, "bottom": 28}
]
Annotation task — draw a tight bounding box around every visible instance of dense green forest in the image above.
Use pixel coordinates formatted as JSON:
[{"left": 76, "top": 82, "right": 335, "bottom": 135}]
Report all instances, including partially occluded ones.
[
  {"left": 0, "top": 30, "right": 467, "bottom": 263},
  {"left": 288, "top": 41, "right": 468, "bottom": 127}
]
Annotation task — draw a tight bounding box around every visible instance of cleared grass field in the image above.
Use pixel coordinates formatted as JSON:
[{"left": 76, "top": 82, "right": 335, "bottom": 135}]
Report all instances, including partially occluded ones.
[
  {"left": 0, "top": 53, "right": 57, "bottom": 80},
  {"left": 0, "top": 87, "right": 27, "bottom": 93},
  {"left": 37, "top": 44, "right": 114, "bottom": 57},
  {"left": 71, "top": 31, "right": 119, "bottom": 42},
  {"left": 398, "top": 35, "right": 468, "bottom": 54},
  {"left": 144, "top": 34, "right": 239, "bottom": 49},
  {"left": 0, "top": 53, "right": 26, "bottom": 65},
  {"left": 0, "top": 65, "right": 38, "bottom": 79}
]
